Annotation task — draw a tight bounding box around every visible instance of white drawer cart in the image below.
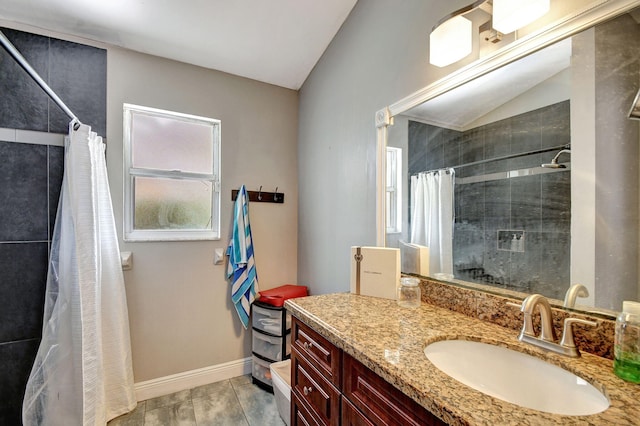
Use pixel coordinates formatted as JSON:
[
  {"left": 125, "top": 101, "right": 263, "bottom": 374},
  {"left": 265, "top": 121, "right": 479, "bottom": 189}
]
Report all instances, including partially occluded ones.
[{"left": 251, "top": 301, "right": 291, "bottom": 391}]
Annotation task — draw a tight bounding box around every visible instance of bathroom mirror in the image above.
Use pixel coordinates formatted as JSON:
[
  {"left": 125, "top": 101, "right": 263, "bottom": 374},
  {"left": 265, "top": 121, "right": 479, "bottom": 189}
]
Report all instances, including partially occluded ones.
[{"left": 377, "top": 0, "right": 640, "bottom": 317}]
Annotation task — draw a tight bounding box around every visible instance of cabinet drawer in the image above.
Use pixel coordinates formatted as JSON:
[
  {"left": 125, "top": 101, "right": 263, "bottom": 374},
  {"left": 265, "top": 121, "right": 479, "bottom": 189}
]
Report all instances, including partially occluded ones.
[
  {"left": 343, "top": 353, "right": 446, "bottom": 426},
  {"left": 292, "top": 318, "right": 341, "bottom": 387},
  {"left": 252, "top": 304, "right": 291, "bottom": 336},
  {"left": 292, "top": 391, "right": 324, "bottom": 426},
  {"left": 253, "top": 331, "right": 291, "bottom": 361},
  {"left": 251, "top": 355, "right": 274, "bottom": 388},
  {"left": 292, "top": 350, "right": 341, "bottom": 426}
]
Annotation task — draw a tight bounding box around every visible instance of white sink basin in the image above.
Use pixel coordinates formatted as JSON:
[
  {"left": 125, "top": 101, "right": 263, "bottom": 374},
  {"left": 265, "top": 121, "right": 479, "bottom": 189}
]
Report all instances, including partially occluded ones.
[{"left": 424, "top": 339, "right": 609, "bottom": 416}]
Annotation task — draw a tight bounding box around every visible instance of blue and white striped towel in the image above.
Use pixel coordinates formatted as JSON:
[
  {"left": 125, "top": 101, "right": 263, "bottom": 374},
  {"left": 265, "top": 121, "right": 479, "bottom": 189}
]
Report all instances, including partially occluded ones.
[{"left": 226, "top": 185, "right": 259, "bottom": 329}]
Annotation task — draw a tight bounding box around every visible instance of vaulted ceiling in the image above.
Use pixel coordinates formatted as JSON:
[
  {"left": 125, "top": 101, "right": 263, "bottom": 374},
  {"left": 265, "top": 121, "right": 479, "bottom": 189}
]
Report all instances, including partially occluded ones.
[{"left": 0, "top": 0, "right": 358, "bottom": 90}]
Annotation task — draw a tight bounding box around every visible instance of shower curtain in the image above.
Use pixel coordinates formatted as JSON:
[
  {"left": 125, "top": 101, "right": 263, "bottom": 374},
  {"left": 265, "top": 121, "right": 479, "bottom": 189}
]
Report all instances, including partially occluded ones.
[
  {"left": 22, "top": 123, "right": 136, "bottom": 425},
  {"left": 410, "top": 169, "right": 455, "bottom": 277}
]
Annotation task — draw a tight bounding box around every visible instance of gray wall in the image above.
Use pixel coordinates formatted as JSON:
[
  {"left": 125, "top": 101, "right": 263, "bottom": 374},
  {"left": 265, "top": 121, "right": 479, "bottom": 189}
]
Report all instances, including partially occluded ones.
[
  {"left": 298, "top": 0, "right": 472, "bottom": 295},
  {"left": 594, "top": 14, "right": 640, "bottom": 308},
  {"left": 0, "top": 28, "right": 106, "bottom": 424}
]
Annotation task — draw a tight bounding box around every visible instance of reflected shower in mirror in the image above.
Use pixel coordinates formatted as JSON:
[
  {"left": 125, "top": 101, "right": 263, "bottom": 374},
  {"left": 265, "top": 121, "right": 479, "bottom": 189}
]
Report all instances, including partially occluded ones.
[{"left": 385, "top": 7, "right": 640, "bottom": 314}]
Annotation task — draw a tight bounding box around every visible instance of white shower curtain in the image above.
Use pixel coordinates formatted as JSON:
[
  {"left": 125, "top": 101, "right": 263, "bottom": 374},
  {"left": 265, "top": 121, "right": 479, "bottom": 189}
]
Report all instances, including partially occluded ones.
[
  {"left": 22, "top": 122, "right": 136, "bottom": 425},
  {"left": 410, "top": 169, "right": 455, "bottom": 277}
]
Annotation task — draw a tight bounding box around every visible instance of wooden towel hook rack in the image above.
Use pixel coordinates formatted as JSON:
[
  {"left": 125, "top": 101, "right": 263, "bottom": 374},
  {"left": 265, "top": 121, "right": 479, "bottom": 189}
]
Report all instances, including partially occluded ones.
[{"left": 231, "top": 186, "right": 284, "bottom": 204}]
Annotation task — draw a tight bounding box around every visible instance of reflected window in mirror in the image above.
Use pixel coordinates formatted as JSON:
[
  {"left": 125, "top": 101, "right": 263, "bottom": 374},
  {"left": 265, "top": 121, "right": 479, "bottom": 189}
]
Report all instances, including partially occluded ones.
[{"left": 386, "top": 147, "right": 402, "bottom": 234}]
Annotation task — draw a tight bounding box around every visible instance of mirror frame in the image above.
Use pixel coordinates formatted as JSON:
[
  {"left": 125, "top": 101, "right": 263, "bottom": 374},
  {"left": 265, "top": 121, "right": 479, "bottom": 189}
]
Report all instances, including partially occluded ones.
[{"left": 375, "top": 0, "right": 640, "bottom": 315}]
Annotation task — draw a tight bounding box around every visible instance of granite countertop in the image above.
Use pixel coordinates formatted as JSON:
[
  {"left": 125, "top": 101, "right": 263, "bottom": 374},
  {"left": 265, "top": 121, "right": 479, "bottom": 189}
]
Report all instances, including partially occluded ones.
[{"left": 284, "top": 293, "right": 640, "bottom": 426}]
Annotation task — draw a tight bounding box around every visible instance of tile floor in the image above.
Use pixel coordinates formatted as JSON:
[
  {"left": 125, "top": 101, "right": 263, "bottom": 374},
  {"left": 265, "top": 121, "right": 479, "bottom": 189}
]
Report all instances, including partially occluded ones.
[{"left": 108, "top": 375, "right": 285, "bottom": 426}]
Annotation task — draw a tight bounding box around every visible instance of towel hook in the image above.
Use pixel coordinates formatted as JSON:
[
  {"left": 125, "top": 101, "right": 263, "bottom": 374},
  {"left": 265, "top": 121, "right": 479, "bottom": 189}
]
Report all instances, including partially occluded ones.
[
  {"left": 258, "top": 186, "right": 262, "bottom": 201},
  {"left": 273, "top": 187, "right": 280, "bottom": 202}
]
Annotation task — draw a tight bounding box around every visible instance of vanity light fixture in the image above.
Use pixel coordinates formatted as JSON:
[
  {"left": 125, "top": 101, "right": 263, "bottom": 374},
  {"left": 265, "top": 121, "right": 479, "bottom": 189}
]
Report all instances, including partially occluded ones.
[
  {"left": 429, "top": 0, "right": 551, "bottom": 68},
  {"left": 429, "top": 15, "right": 473, "bottom": 67},
  {"left": 493, "top": 0, "right": 550, "bottom": 34}
]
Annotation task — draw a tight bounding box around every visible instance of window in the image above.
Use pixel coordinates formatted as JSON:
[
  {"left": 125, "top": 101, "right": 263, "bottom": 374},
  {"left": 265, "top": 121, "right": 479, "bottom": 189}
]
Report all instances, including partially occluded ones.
[
  {"left": 386, "top": 147, "right": 402, "bottom": 234},
  {"left": 123, "top": 104, "right": 221, "bottom": 241}
]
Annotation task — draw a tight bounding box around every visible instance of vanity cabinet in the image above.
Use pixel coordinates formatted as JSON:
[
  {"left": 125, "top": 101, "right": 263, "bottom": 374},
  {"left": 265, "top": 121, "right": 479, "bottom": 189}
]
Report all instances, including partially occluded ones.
[{"left": 291, "top": 317, "right": 445, "bottom": 426}]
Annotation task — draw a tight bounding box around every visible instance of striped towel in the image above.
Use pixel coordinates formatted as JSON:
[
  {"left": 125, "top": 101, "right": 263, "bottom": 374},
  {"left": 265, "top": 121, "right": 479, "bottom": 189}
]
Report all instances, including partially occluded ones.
[{"left": 226, "top": 185, "right": 259, "bottom": 328}]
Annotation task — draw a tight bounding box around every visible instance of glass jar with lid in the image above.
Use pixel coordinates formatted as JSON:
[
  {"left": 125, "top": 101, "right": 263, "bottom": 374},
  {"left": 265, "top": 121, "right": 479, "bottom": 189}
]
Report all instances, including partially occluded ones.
[{"left": 397, "top": 277, "right": 421, "bottom": 308}]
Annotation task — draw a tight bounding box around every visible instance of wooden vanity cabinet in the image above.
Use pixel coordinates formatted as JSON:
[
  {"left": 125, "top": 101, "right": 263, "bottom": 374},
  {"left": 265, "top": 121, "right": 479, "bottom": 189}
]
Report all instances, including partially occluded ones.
[
  {"left": 291, "top": 317, "right": 446, "bottom": 426},
  {"left": 291, "top": 317, "right": 342, "bottom": 425}
]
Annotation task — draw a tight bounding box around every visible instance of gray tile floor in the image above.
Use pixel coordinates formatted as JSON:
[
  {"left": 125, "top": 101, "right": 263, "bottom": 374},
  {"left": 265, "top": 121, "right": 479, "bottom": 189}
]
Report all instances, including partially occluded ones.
[{"left": 108, "top": 375, "right": 286, "bottom": 426}]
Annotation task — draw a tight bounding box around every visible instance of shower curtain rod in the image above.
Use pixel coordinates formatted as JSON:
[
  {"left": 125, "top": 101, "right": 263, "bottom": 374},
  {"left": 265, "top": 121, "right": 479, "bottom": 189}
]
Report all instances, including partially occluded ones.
[
  {"left": 414, "top": 143, "right": 569, "bottom": 176},
  {"left": 0, "top": 30, "right": 80, "bottom": 128}
]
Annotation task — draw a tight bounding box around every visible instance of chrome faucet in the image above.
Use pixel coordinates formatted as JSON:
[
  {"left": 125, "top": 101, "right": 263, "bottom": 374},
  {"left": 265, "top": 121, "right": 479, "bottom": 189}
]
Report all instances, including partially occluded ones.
[
  {"left": 516, "top": 294, "right": 597, "bottom": 357},
  {"left": 563, "top": 283, "right": 589, "bottom": 308}
]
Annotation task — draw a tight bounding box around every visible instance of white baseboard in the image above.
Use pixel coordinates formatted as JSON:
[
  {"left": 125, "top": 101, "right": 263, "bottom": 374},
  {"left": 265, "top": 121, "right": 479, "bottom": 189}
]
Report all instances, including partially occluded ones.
[{"left": 134, "top": 357, "right": 252, "bottom": 402}]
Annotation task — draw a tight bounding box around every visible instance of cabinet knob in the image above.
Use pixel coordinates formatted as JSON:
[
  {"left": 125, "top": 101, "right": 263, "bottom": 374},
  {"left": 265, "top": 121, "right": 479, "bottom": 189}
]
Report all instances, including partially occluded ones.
[
  {"left": 303, "top": 386, "right": 313, "bottom": 396},
  {"left": 303, "top": 341, "right": 314, "bottom": 350}
]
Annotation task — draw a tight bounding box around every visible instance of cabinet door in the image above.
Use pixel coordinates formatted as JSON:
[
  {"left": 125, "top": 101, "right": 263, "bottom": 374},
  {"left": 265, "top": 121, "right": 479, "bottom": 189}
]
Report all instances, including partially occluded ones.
[
  {"left": 342, "top": 398, "right": 376, "bottom": 426},
  {"left": 292, "top": 317, "right": 342, "bottom": 387},
  {"left": 343, "top": 354, "right": 446, "bottom": 426}
]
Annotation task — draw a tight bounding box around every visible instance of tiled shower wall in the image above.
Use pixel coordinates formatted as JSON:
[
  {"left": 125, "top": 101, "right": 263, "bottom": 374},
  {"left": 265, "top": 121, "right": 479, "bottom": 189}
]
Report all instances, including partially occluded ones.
[
  {"left": 0, "top": 28, "right": 106, "bottom": 424},
  {"left": 408, "top": 101, "right": 571, "bottom": 299}
]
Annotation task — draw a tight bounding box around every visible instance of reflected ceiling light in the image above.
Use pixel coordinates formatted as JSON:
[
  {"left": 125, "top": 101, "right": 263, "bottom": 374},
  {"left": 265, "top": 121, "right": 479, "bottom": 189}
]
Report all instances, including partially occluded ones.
[
  {"left": 492, "top": 0, "right": 550, "bottom": 34},
  {"left": 429, "top": 15, "right": 473, "bottom": 67},
  {"left": 629, "top": 88, "right": 640, "bottom": 120}
]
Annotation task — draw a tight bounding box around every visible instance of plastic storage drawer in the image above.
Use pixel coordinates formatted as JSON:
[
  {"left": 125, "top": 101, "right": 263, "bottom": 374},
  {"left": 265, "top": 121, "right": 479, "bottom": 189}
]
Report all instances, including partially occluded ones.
[
  {"left": 253, "top": 331, "right": 291, "bottom": 361},
  {"left": 252, "top": 355, "right": 274, "bottom": 388},
  {"left": 252, "top": 304, "right": 291, "bottom": 336}
]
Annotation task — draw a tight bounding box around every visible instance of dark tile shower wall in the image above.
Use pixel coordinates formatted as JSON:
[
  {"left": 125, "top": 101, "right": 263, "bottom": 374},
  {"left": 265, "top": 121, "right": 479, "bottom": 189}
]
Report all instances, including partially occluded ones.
[
  {"left": 408, "top": 101, "right": 571, "bottom": 298},
  {"left": 0, "top": 28, "right": 107, "bottom": 136},
  {"left": 0, "top": 28, "right": 106, "bottom": 425}
]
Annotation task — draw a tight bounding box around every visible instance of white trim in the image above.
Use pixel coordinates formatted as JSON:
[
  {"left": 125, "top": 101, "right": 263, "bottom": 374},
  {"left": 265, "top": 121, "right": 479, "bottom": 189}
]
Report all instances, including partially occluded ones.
[
  {"left": 134, "top": 357, "right": 252, "bottom": 402},
  {"left": 122, "top": 103, "right": 222, "bottom": 242},
  {"left": 375, "top": 108, "right": 392, "bottom": 246}
]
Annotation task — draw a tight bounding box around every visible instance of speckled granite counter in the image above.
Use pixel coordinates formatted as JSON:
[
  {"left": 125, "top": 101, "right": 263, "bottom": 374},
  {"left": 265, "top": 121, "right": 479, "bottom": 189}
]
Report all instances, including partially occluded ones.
[{"left": 285, "top": 293, "right": 640, "bottom": 426}]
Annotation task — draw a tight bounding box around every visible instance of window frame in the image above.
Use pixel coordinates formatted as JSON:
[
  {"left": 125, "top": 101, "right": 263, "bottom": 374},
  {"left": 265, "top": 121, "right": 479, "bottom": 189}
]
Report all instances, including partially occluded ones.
[
  {"left": 123, "top": 103, "right": 221, "bottom": 242},
  {"left": 386, "top": 146, "right": 402, "bottom": 234}
]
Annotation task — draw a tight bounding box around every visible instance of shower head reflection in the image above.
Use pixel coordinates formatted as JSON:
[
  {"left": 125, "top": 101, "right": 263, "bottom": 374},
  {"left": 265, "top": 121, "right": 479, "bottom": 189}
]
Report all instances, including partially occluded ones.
[{"left": 541, "top": 147, "right": 570, "bottom": 168}]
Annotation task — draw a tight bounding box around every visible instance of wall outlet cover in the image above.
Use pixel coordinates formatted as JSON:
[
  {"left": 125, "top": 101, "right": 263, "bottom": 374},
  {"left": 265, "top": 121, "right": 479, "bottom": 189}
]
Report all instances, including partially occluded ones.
[{"left": 214, "top": 248, "right": 225, "bottom": 265}]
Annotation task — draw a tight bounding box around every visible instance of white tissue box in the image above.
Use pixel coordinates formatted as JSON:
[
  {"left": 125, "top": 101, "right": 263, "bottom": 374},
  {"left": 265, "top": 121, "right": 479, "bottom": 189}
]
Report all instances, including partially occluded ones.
[
  {"left": 350, "top": 246, "right": 400, "bottom": 300},
  {"left": 399, "top": 242, "right": 429, "bottom": 275}
]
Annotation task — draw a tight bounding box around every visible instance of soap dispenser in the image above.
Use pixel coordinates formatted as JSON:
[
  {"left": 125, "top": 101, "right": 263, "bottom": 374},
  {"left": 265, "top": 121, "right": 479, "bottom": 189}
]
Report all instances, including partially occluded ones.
[{"left": 614, "top": 300, "right": 640, "bottom": 383}]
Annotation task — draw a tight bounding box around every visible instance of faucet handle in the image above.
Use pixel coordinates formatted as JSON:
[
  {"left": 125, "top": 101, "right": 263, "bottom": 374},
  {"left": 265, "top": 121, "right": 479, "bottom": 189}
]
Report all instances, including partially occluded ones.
[{"left": 560, "top": 318, "right": 597, "bottom": 352}]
